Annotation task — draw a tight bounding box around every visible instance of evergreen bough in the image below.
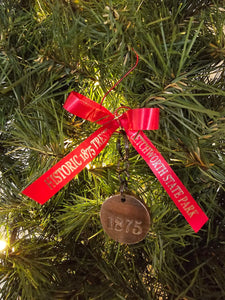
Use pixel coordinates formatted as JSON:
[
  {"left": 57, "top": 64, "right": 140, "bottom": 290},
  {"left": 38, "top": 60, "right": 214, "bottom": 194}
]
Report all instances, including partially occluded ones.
[{"left": 0, "top": 1, "right": 224, "bottom": 299}]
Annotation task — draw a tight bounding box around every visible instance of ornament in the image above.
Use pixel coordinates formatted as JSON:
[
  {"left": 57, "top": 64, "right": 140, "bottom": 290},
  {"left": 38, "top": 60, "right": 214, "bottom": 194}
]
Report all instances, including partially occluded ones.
[
  {"left": 100, "top": 128, "right": 150, "bottom": 244},
  {"left": 100, "top": 193, "right": 150, "bottom": 244},
  {"left": 22, "top": 50, "right": 208, "bottom": 233}
]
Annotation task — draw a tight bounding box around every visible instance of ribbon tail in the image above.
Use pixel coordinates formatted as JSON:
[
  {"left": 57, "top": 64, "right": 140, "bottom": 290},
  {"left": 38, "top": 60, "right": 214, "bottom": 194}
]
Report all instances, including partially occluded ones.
[
  {"left": 126, "top": 130, "right": 208, "bottom": 233},
  {"left": 22, "top": 122, "right": 118, "bottom": 204}
]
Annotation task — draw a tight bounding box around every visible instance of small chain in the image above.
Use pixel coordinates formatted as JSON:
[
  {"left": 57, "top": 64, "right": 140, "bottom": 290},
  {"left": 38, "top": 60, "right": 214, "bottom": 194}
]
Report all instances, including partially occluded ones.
[{"left": 116, "top": 130, "right": 130, "bottom": 202}]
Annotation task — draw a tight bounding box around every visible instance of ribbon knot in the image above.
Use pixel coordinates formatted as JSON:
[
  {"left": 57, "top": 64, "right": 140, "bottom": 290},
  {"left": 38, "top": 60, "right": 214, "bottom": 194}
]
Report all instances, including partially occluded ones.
[{"left": 22, "top": 91, "right": 208, "bottom": 232}]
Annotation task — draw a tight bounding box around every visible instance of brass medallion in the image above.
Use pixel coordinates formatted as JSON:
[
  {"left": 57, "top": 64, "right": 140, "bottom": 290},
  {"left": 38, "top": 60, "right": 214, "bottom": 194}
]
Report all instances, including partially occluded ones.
[{"left": 100, "top": 193, "right": 150, "bottom": 244}]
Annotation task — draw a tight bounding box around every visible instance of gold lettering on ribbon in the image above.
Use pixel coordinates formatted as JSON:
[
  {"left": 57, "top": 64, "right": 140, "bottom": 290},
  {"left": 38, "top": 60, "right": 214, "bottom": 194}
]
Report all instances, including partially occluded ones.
[
  {"left": 132, "top": 132, "right": 199, "bottom": 219},
  {"left": 178, "top": 196, "right": 199, "bottom": 218},
  {"left": 90, "top": 130, "right": 109, "bottom": 149},
  {"left": 44, "top": 154, "right": 82, "bottom": 190},
  {"left": 43, "top": 130, "right": 109, "bottom": 191}
]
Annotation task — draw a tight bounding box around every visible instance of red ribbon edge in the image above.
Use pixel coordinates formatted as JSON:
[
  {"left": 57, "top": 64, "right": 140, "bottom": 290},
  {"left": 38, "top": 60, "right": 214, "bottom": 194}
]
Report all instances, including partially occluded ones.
[
  {"left": 126, "top": 130, "right": 208, "bottom": 232},
  {"left": 22, "top": 123, "right": 118, "bottom": 204},
  {"left": 22, "top": 92, "right": 208, "bottom": 232}
]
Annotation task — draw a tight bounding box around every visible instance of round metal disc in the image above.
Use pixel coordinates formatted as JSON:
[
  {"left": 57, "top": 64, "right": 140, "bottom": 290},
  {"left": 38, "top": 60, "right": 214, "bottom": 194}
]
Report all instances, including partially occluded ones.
[{"left": 100, "top": 193, "right": 150, "bottom": 244}]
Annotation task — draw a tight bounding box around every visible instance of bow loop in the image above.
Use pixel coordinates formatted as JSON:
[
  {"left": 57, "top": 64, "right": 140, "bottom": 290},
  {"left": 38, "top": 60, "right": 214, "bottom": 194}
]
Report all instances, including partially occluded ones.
[
  {"left": 119, "top": 108, "right": 160, "bottom": 131},
  {"left": 64, "top": 92, "right": 114, "bottom": 125}
]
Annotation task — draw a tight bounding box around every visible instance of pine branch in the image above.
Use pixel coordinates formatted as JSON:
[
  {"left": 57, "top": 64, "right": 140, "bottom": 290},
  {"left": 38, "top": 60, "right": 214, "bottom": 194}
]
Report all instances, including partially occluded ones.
[{"left": 0, "top": 1, "right": 224, "bottom": 299}]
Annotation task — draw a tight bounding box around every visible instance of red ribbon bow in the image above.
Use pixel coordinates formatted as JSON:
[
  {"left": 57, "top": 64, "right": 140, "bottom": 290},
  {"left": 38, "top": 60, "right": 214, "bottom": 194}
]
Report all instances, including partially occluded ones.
[{"left": 22, "top": 92, "right": 208, "bottom": 232}]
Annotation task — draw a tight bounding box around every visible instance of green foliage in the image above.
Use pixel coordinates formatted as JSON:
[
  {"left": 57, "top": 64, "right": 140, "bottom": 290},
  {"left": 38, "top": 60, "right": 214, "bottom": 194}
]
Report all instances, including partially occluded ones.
[{"left": 0, "top": 0, "right": 224, "bottom": 299}]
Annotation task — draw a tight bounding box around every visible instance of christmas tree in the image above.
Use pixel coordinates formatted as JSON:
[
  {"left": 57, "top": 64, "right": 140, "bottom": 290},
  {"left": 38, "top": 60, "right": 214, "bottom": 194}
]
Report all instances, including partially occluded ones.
[{"left": 0, "top": 0, "right": 224, "bottom": 299}]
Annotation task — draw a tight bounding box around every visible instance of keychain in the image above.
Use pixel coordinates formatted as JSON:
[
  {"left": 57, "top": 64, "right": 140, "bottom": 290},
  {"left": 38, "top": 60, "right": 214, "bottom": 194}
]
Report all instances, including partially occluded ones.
[{"left": 100, "top": 130, "right": 151, "bottom": 244}]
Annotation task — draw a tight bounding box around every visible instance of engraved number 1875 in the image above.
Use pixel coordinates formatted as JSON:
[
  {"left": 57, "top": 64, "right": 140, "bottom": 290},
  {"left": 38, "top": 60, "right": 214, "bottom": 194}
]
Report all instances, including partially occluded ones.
[{"left": 107, "top": 216, "right": 143, "bottom": 235}]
